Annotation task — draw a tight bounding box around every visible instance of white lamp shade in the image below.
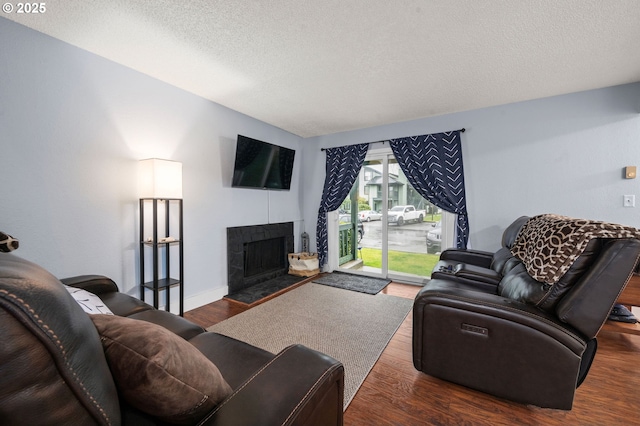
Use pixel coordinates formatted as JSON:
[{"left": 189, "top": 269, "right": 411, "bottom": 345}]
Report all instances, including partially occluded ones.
[{"left": 138, "top": 159, "right": 183, "bottom": 198}]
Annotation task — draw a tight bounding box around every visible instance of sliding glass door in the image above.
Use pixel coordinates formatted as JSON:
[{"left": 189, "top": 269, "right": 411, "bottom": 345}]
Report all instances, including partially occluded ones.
[{"left": 337, "top": 147, "right": 453, "bottom": 284}]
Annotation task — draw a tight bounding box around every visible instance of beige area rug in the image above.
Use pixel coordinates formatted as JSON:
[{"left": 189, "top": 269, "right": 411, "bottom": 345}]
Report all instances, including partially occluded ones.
[{"left": 207, "top": 283, "right": 413, "bottom": 409}]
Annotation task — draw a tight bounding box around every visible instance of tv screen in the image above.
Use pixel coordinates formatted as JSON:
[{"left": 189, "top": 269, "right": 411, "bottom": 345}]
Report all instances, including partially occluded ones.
[{"left": 232, "top": 135, "right": 296, "bottom": 190}]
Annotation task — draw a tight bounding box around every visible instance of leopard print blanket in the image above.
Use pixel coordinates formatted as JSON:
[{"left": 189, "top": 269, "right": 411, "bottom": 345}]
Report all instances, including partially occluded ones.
[{"left": 510, "top": 214, "right": 640, "bottom": 284}]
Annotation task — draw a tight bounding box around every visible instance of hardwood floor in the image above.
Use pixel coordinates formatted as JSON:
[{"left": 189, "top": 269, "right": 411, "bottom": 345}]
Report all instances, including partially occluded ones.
[{"left": 185, "top": 283, "right": 640, "bottom": 426}]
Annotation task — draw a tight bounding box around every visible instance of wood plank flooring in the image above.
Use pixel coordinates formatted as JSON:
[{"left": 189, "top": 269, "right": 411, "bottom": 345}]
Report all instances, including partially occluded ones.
[{"left": 185, "top": 282, "right": 640, "bottom": 426}]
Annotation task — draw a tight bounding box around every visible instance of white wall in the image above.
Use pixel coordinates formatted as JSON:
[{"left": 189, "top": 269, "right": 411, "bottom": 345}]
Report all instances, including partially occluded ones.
[
  {"left": 0, "top": 18, "right": 304, "bottom": 310},
  {"left": 302, "top": 83, "right": 640, "bottom": 253}
]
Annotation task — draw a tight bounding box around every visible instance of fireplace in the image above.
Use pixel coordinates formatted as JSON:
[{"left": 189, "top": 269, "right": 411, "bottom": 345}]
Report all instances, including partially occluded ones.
[
  {"left": 227, "top": 222, "right": 294, "bottom": 294},
  {"left": 244, "top": 237, "right": 285, "bottom": 278}
]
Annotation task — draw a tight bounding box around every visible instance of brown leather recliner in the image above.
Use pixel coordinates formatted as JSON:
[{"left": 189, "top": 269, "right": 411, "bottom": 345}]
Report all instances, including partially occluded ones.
[
  {"left": 0, "top": 253, "right": 344, "bottom": 425},
  {"left": 414, "top": 216, "right": 640, "bottom": 410},
  {"left": 430, "top": 216, "right": 530, "bottom": 290}
]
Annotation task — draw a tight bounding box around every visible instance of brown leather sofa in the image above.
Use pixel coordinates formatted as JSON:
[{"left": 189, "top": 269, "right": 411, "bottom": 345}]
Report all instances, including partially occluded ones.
[
  {"left": 0, "top": 253, "right": 344, "bottom": 425},
  {"left": 430, "top": 215, "right": 530, "bottom": 290},
  {"left": 414, "top": 214, "right": 640, "bottom": 410}
]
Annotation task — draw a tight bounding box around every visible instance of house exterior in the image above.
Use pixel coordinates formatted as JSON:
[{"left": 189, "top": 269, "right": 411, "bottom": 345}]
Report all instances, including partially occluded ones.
[
  {"left": 358, "top": 164, "right": 440, "bottom": 215},
  {"left": 360, "top": 164, "right": 402, "bottom": 212}
]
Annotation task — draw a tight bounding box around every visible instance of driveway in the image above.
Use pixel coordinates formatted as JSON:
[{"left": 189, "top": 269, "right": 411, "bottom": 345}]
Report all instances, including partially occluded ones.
[{"left": 359, "top": 220, "right": 437, "bottom": 254}]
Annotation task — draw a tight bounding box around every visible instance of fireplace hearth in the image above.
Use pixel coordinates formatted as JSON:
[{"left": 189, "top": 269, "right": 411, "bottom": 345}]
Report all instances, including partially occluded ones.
[{"left": 227, "top": 222, "right": 294, "bottom": 294}]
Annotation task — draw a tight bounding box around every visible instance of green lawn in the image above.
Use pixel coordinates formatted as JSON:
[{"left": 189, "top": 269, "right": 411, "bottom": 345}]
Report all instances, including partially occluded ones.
[
  {"left": 359, "top": 247, "right": 439, "bottom": 277},
  {"left": 423, "top": 213, "right": 442, "bottom": 224}
]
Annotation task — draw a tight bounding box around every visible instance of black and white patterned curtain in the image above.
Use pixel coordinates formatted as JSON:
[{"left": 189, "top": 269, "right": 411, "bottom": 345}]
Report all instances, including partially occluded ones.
[
  {"left": 316, "top": 143, "right": 369, "bottom": 267},
  {"left": 389, "top": 131, "right": 469, "bottom": 248}
]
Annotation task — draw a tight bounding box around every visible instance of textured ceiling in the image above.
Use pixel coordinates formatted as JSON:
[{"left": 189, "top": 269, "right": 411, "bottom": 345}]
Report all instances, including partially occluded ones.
[{"left": 6, "top": 1, "right": 640, "bottom": 137}]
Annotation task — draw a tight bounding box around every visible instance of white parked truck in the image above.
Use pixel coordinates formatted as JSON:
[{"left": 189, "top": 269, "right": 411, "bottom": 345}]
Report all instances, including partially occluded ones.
[{"left": 387, "top": 205, "right": 425, "bottom": 226}]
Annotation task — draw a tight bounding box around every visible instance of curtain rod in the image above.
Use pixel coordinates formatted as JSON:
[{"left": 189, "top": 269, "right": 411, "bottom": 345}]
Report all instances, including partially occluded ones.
[{"left": 320, "top": 128, "right": 465, "bottom": 151}]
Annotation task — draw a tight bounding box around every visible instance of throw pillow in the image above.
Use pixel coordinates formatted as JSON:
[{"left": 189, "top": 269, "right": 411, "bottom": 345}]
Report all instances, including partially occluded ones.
[
  {"left": 90, "top": 314, "right": 232, "bottom": 425},
  {"left": 0, "top": 231, "right": 19, "bottom": 252},
  {"left": 64, "top": 286, "right": 114, "bottom": 315}
]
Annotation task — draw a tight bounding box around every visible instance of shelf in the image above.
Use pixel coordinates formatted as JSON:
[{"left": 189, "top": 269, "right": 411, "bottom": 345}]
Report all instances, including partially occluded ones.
[
  {"left": 142, "top": 240, "right": 182, "bottom": 246},
  {"left": 142, "top": 278, "right": 181, "bottom": 290},
  {"left": 139, "top": 198, "right": 184, "bottom": 316}
]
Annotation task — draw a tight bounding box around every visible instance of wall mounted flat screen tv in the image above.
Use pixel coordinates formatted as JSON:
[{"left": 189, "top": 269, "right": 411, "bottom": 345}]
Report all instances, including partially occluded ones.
[{"left": 232, "top": 135, "right": 296, "bottom": 190}]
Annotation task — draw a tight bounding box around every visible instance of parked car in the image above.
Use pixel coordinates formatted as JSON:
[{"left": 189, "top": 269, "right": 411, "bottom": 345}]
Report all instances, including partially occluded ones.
[
  {"left": 339, "top": 214, "right": 364, "bottom": 242},
  {"left": 359, "top": 210, "right": 382, "bottom": 222},
  {"left": 387, "top": 205, "right": 425, "bottom": 226},
  {"left": 426, "top": 226, "right": 441, "bottom": 254}
]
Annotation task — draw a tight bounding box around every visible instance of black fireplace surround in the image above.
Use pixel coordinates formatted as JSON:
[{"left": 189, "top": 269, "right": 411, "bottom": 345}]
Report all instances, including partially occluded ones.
[{"left": 227, "top": 222, "right": 294, "bottom": 294}]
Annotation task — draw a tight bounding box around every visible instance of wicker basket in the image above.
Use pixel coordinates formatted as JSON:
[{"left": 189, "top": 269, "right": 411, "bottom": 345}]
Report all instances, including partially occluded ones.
[{"left": 288, "top": 252, "right": 319, "bottom": 277}]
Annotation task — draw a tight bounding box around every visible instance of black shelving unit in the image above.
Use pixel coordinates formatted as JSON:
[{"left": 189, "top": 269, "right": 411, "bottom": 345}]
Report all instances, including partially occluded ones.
[{"left": 139, "top": 198, "right": 184, "bottom": 316}]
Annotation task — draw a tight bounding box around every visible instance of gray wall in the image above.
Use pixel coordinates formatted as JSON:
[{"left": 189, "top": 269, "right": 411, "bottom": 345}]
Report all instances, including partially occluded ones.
[
  {"left": 0, "top": 18, "right": 304, "bottom": 309},
  {"left": 302, "top": 83, "right": 640, "bottom": 252}
]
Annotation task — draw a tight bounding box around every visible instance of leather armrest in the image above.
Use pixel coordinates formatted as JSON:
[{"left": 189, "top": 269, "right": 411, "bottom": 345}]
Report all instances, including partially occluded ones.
[
  {"left": 439, "top": 249, "right": 494, "bottom": 268},
  {"left": 414, "top": 282, "right": 587, "bottom": 354},
  {"left": 59, "top": 275, "right": 119, "bottom": 294},
  {"left": 432, "top": 262, "right": 501, "bottom": 287},
  {"left": 201, "top": 344, "right": 344, "bottom": 426},
  {"left": 453, "top": 264, "right": 501, "bottom": 283},
  {"left": 128, "top": 310, "right": 204, "bottom": 340}
]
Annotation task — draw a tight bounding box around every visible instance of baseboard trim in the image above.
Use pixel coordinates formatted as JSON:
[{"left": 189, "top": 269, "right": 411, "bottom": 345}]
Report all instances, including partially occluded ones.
[
  {"left": 184, "top": 286, "right": 228, "bottom": 312},
  {"left": 152, "top": 286, "right": 229, "bottom": 314}
]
